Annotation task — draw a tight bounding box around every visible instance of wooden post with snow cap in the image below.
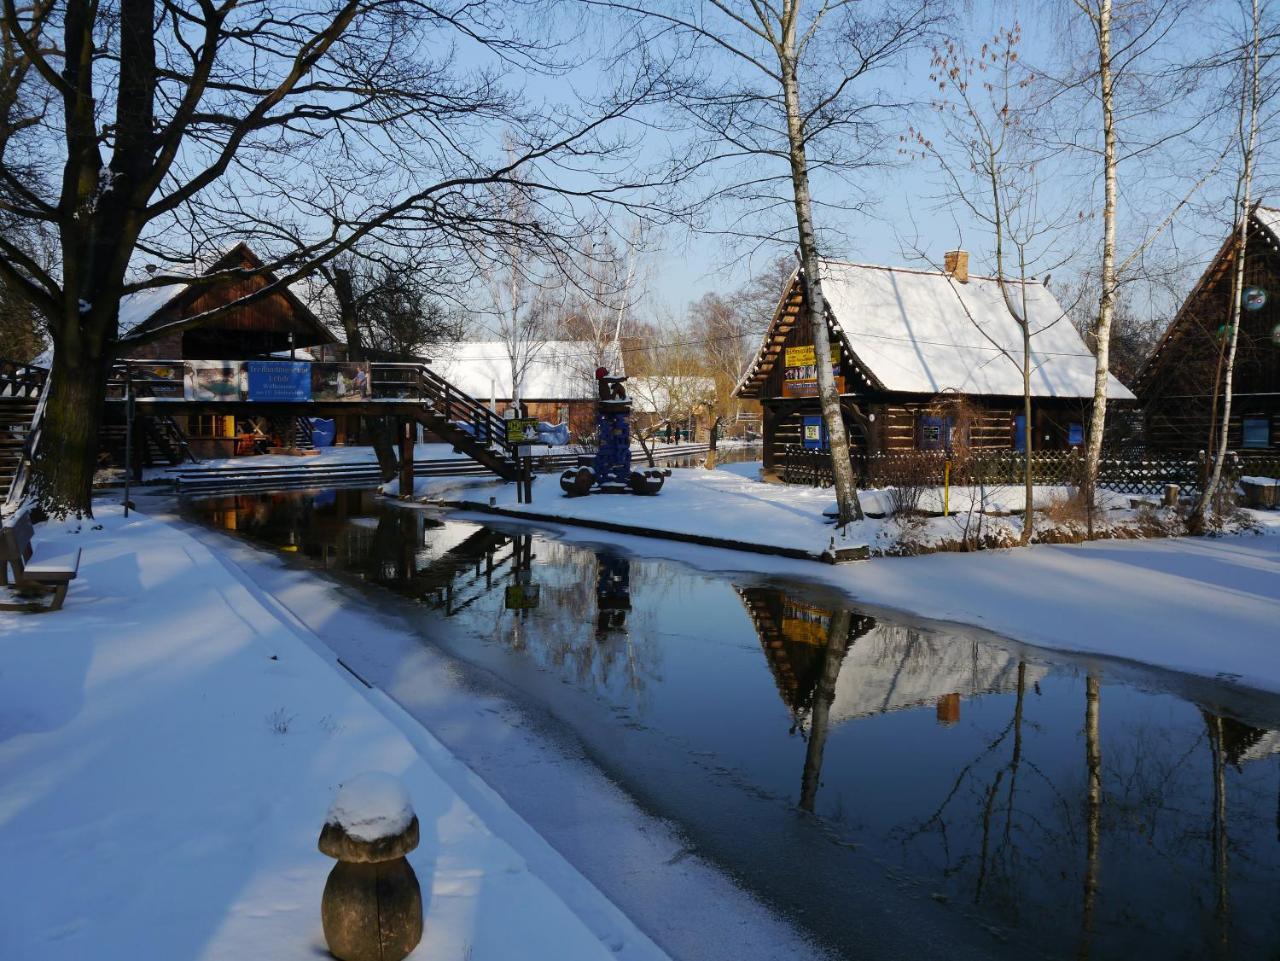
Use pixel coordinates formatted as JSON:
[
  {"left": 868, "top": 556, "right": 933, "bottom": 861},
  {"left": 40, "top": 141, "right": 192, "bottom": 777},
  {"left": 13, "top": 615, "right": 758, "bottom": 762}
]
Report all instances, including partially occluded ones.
[{"left": 319, "top": 772, "right": 423, "bottom": 961}]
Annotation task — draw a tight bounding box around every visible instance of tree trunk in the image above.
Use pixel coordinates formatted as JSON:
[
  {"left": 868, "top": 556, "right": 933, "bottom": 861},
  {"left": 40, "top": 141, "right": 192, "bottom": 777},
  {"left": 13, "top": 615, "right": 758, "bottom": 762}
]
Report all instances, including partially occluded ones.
[
  {"left": 1022, "top": 334, "right": 1034, "bottom": 545},
  {"left": 1079, "top": 673, "right": 1102, "bottom": 960},
  {"left": 799, "top": 608, "right": 852, "bottom": 812},
  {"left": 1084, "top": 0, "right": 1118, "bottom": 540},
  {"left": 333, "top": 266, "right": 398, "bottom": 481},
  {"left": 32, "top": 344, "right": 111, "bottom": 516},
  {"left": 780, "top": 59, "right": 862, "bottom": 525}
]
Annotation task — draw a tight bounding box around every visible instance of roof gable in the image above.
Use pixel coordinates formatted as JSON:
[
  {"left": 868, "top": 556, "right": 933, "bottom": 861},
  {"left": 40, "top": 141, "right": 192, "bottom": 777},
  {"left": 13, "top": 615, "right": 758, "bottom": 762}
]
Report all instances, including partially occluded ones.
[
  {"left": 738, "top": 259, "right": 1134, "bottom": 401},
  {"left": 119, "top": 242, "right": 337, "bottom": 346}
]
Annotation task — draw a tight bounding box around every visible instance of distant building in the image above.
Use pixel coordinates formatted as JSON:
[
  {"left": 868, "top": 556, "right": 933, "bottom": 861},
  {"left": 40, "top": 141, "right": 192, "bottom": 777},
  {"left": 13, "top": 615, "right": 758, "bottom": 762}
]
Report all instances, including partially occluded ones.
[
  {"left": 735, "top": 253, "right": 1134, "bottom": 480},
  {"left": 428, "top": 341, "right": 618, "bottom": 440},
  {"left": 1137, "top": 205, "right": 1280, "bottom": 453}
]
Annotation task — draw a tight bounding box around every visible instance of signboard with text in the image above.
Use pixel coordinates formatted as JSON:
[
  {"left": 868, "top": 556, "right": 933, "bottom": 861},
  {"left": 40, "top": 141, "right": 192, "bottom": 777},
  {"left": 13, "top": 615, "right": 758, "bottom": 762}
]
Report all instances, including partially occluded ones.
[
  {"left": 246, "top": 361, "right": 312, "bottom": 402},
  {"left": 782, "top": 343, "right": 842, "bottom": 398}
]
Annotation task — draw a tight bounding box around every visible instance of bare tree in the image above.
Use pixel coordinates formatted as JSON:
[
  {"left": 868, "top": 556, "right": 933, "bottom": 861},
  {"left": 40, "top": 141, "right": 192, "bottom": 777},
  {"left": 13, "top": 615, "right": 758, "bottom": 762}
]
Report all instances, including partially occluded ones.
[
  {"left": 1194, "top": 0, "right": 1266, "bottom": 531},
  {"left": 0, "top": 0, "right": 683, "bottom": 515},
  {"left": 917, "top": 28, "right": 1080, "bottom": 543},
  {"left": 593, "top": 0, "right": 945, "bottom": 525},
  {"left": 554, "top": 227, "right": 646, "bottom": 391}
]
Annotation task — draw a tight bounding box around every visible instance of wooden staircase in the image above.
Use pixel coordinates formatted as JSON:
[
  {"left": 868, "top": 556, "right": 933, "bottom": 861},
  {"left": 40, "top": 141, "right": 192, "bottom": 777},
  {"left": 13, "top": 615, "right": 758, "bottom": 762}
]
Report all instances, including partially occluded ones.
[
  {"left": 1, "top": 362, "right": 49, "bottom": 514},
  {"left": 372, "top": 364, "right": 520, "bottom": 481}
]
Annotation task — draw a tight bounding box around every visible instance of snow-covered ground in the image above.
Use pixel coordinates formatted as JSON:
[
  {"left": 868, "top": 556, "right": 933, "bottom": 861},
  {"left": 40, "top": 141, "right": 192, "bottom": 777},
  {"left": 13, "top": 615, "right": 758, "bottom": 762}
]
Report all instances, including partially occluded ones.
[
  {"left": 389, "top": 467, "right": 1280, "bottom": 694},
  {"left": 0, "top": 506, "right": 675, "bottom": 961},
  {"left": 390, "top": 468, "right": 1189, "bottom": 558}
]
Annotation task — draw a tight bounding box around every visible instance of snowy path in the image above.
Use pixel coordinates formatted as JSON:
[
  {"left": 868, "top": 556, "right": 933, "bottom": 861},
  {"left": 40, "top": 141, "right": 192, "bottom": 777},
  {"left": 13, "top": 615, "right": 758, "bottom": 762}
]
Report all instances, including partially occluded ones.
[{"left": 0, "top": 506, "right": 671, "bottom": 961}]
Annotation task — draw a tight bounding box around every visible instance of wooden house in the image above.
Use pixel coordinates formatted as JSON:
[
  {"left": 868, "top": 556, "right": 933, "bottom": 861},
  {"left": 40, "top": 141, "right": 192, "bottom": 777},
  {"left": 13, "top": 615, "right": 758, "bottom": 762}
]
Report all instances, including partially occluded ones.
[
  {"left": 1137, "top": 205, "right": 1280, "bottom": 453},
  {"left": 110, "top": 243, "right": 340, "bottom": 459},
  {"left": 734, "top": 252, "right": 1134, "bottom": 480},
  {"left": 121, "top": 243, "right": 338, "bottom": 362}
]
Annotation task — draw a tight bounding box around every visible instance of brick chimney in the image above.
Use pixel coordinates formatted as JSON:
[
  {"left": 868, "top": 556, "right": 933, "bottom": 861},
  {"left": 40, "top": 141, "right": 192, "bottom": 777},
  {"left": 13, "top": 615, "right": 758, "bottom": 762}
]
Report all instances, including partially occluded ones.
[{"left": 944, "top": 249, "right": 969, "bottom": 284}]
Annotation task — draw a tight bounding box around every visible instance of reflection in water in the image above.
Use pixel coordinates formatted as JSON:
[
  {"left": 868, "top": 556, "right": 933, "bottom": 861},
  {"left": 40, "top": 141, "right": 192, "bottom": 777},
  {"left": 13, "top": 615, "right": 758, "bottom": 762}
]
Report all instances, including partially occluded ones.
[{"left": 186, "top": 490, "right": 1280, "bottom": 961}]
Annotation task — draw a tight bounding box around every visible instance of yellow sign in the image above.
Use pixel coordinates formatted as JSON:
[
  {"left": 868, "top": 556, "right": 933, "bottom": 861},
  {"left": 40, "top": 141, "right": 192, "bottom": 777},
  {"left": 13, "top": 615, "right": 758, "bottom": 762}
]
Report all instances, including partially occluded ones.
[
  {"left": 785, "top": 345, "right": 815, "bottom": 367},
  {"left": 505, "top": 417, "right": 542, "bottom": 444}
]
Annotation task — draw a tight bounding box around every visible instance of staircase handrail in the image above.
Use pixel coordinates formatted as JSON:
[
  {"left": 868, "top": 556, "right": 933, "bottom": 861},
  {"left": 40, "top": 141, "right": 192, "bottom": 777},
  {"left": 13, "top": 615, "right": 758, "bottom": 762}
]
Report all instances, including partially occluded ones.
[
  {"left": 2, "top": 364, "right": 51, "bottom": 516},
  {"left": 411, "top": 364, "right": 515, "bottom": 459},
  {"left": 0, "top": 360, "right": 48, "bottom": 399}
]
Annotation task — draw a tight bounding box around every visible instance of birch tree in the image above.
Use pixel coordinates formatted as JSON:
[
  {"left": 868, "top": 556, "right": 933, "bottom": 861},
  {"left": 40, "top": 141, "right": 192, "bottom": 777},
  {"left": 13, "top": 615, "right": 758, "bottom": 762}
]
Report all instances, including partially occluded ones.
[
  {"left": 1055, "top": 0, "right": 1207, "bottom": 533},
  {"left": 1194, "top": 0, "right": 1264, "bottom": 530},
  {"left": 594, "top": 0, "right": 942, "bottom": 525}
]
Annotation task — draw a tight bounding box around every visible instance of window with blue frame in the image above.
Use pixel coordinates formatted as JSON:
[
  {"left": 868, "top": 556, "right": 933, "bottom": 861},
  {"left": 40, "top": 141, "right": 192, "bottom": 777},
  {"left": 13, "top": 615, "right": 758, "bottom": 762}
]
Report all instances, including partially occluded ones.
[
  {"left": 918, "top": 415, "right": 953, "bottom": 451},
  {"left": 1242, "top": 416, "right": 1270, "bottom": 449}
]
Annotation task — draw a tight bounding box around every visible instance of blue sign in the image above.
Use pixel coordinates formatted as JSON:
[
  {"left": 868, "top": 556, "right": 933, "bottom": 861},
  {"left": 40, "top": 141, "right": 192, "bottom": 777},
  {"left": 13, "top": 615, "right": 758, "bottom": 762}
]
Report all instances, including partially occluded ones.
[
  {"left": 246, "top": 361, "right": 311, "bottom": 402},
  {"left": 1068, "top": 422, "right": 1084, "bottom": 446},
  {"left": 802, "top": 415, "right": 828, "bottom": 450}
]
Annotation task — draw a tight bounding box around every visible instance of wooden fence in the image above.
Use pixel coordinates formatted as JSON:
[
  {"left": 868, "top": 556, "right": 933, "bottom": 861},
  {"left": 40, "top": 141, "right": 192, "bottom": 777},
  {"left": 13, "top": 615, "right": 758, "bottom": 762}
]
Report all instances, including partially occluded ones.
[{"left": 780, "top": 446, "right": 1279, "bottom": 497}]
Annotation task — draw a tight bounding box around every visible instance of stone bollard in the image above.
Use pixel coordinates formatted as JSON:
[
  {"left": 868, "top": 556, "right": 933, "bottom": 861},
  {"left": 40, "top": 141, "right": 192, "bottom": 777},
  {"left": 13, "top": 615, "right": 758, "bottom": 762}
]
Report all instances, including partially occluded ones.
[
  {"left": 1163, "top": 483, "right": 1180, "bottom": 508},
  {"left": 319, "top": 773, "right": 423, "bottom": 961}
]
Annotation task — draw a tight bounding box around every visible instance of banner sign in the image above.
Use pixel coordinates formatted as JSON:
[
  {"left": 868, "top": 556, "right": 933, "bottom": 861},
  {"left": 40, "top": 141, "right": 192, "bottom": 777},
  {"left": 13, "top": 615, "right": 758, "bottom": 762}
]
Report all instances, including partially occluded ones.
[
  {"left": 129, "top": 363, "right": 184, "bottom": 399},
  {"left": 246, "top": 361, "right": 312, "bottom": 402},
  {"left": 783, "top": 343, "right": 841, "bottom": 398},
  {"left": 311, "top": 362, "right": 370, "bottom": 401},
  {"left": 505, "top": 417, "right": 543, "bottom": 444},
  {"left": 184, "top": 361, "right": 245, "bottom": 401}
]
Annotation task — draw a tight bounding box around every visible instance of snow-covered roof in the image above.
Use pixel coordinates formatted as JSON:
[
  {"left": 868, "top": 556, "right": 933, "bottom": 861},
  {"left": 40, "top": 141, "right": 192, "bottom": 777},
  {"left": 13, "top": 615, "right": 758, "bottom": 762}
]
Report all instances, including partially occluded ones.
[
  {"left": 118, "top": 282, "right": 190, "bottom": 335},
  {"left": 738, "top": 260, "right": 1135, "bottom": 401},
  {"left": 829, "top": 630, "right": 1047, "bottom": 724},
  {"left": 115, "top": 242, "right": 336, "bottom": 343},
  {"left": 428, "top": 341, "right": 619, "bottom": 400},
  {"left": 1253, "top": 204, "right": 1280, "bottom": 241},
  {"left": 628, "top": 376, "right": 717, "bottom": 414}
]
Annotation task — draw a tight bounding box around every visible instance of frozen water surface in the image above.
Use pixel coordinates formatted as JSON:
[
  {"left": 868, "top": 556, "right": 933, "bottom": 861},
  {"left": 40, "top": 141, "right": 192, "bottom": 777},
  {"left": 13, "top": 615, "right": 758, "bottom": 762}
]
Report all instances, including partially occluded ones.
[{"left": 182, "top": 486, "right": 1280, "bottom": 961}]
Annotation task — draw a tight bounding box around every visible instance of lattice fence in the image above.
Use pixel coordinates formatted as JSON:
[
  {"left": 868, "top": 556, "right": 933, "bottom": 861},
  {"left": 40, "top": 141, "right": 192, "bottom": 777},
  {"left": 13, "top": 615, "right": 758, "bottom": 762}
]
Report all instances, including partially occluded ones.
[{"left": 779, "top": 446, "right": 1274, "bottom": 497}]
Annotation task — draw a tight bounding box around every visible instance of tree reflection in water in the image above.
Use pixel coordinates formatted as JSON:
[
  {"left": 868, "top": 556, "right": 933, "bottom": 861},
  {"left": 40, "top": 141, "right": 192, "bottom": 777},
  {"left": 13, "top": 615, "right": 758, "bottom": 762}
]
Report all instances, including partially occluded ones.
[{"left": 186, "top": 492, "right": 1280, "bottom": 960}]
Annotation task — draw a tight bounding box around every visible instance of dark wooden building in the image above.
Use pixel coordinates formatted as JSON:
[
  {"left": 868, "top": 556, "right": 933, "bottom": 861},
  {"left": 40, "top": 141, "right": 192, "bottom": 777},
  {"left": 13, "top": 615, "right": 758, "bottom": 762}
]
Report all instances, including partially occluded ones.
[
  {"left": 735, "top": 253, "right": 1134, "bottom": 481},
  {"left": 1137, "top": 205, "right": 1280, "bottom": 453},
  {"left": 110, "top": 243, "right": 340, "bottom": 460}
]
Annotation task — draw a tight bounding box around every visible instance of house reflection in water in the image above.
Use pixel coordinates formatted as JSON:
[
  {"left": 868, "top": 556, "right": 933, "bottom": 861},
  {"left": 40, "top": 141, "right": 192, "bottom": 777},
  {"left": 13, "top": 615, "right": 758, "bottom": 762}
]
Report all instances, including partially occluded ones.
[{"left": 737, "top": 586, "right": 1046, "bottom": 810}]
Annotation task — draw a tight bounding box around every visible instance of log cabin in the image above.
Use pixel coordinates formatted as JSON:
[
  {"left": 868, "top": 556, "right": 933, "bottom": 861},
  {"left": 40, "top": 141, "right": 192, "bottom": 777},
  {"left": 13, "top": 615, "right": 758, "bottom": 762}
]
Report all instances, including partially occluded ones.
[
  {"left": 1137, "top": 205, "right": 1280, "bottom": 453},
  {"left": 734, "top": 252, "right": 1134, "bottom": 480}
]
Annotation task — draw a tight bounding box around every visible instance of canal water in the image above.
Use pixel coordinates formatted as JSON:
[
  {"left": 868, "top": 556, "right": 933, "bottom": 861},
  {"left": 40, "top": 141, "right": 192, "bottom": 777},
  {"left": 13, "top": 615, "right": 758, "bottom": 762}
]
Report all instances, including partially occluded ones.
[{"left": 181, "top": 485, "right": 1280, "bottom": 961}]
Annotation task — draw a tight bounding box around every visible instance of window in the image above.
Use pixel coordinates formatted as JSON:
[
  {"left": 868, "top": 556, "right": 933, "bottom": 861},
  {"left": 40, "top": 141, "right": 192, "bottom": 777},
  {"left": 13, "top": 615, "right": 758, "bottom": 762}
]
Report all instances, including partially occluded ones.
[
  {"left": 1014, "top": 415, "right": 1027, "bottom": 452},
  {"left": 1068, "top": 422, "right": 1084, "bottom": 447},
  {"left": 188, "top": 414, "right": 235, "bottom": 438},
  {"left": 918, "top": 415, "right": 952, "bottom": 451},
  {"left": 1242, "top": 416, "right": 1270, "bottom": 449}
]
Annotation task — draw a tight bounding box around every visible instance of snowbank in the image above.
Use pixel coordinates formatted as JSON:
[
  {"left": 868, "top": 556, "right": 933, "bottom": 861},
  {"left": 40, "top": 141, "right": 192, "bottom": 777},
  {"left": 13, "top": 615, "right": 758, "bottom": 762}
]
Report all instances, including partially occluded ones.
[
  {"left": 0, "top": 506, "right": 669, "bottom": 961},
  {"left": 391, "top": 468, "right": 1192, "bottom": 559}
]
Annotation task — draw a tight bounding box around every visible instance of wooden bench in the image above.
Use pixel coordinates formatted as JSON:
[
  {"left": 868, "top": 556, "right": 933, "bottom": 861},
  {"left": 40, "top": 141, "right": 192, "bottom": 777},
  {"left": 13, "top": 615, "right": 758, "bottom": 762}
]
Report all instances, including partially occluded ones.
[{"left": 0, "top": 513, "right": 81, "bottom": 612}]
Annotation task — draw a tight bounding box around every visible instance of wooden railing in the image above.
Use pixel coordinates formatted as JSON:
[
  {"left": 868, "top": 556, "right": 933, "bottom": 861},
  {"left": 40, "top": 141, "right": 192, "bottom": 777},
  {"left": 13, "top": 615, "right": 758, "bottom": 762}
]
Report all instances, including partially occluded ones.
[
  {"left": 105, "top": 358, "right": 519, "bottom": 465},
  {"left": 1, "top": 361, "right": 50, "bottom": 515},
  {"left": 0, "top": 361, "right": 46, "bottom": 399}
]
